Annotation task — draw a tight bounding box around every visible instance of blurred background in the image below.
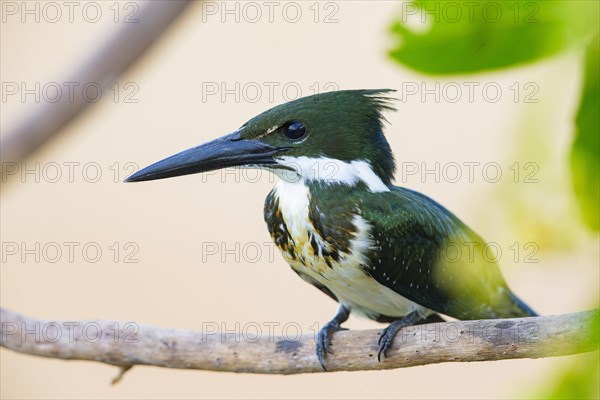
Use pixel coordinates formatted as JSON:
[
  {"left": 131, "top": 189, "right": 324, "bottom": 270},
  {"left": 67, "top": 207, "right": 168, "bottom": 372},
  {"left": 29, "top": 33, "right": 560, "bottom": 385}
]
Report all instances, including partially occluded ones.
[{"left": 1, "top": 1, "right": 598, "bottom": 398}]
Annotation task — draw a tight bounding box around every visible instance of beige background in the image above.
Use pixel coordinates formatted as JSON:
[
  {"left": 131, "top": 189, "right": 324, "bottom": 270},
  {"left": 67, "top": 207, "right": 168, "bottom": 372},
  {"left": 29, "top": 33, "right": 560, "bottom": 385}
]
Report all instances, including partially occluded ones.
[{"left": 1, "top": 1, "right": 598, "bottom": 398}]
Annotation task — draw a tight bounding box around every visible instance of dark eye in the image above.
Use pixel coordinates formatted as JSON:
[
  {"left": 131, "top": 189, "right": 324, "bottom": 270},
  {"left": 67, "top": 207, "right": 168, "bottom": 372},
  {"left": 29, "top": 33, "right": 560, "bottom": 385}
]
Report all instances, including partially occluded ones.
[{"left": 282, "top": 121, "right": 307, "bottom": 141}]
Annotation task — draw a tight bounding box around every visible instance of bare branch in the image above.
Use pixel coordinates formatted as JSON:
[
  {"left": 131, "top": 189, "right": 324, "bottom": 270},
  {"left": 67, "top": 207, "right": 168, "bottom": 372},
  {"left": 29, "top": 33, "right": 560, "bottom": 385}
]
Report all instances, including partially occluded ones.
[
  {"left": 0, "top": 309, "right": 599, "bottom": 380},
  {"left": 0, "top": 0, "right": 192, "bottom": 170},
  {"left": 1, "top": 308, "right": 597, "bottom": 375}
]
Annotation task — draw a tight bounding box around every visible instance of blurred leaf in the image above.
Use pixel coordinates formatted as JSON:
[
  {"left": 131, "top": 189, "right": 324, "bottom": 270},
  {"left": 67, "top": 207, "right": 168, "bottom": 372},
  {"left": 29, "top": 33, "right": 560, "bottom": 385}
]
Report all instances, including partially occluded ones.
[
  {"left": 389, "top": 1, "right": 598, "bottom": 74},
  {"left": 571, "top": 33, "right": 600, "bottom": 231},
  {"left": 545, "top": 353, "right": 599, "bottom": 399}
]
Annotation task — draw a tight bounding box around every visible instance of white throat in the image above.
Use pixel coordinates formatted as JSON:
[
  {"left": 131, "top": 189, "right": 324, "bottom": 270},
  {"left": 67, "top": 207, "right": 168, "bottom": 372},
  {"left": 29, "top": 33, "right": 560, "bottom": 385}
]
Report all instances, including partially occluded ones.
[{"left": 272, "top": 156, "right": 390, "bottom": 193}]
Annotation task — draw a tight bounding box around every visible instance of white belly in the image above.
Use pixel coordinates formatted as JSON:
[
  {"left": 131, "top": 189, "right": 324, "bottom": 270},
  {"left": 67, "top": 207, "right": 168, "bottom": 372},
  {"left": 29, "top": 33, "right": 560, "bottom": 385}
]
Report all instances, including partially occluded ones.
[
  {"left": 274, "top": 180, "right": 426, "bottom": 319},
  {"left": 297, "top": 255, "right": 424, "bottom": 319}
]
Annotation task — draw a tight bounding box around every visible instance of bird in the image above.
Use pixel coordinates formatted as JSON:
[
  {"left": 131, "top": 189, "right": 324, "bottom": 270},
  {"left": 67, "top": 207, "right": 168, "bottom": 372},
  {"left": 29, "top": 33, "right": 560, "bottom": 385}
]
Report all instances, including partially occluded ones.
[{"left": 125, "top": 89, "right": 537, "bottom": 370}]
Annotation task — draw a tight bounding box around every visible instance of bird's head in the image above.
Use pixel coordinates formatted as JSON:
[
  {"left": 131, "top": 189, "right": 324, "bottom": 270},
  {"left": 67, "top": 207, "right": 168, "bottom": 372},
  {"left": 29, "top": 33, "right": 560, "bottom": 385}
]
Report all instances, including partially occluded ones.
[{"left": 125, "top": 89, "right": 396, "bottom": 190}]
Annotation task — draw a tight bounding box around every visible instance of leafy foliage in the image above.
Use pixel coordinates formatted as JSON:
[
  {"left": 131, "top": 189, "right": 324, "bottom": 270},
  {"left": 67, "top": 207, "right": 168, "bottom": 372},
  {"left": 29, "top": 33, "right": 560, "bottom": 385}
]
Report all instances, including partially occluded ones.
[
  {"left": 389, "top": 1, "right": 597, "bottom": 74},
  {"left": 388, "top": 1, "right": 599, "bottom": 230},
  {"left": 572, "top": 33, "right": 600, "bottom": 230}
]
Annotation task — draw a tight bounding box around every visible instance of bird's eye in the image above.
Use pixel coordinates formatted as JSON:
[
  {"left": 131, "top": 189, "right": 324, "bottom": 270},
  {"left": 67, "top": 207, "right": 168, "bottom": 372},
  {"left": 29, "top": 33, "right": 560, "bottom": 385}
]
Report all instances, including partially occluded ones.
[{"left": 282, "top": 121, "right": 307, "bottom": 141}]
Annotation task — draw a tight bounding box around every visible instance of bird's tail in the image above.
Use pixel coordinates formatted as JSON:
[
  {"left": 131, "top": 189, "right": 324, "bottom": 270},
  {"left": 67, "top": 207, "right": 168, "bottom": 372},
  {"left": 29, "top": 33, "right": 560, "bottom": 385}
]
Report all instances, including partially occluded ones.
[{"left": 504, "top": 290, "right": 538, "bottom": 317}]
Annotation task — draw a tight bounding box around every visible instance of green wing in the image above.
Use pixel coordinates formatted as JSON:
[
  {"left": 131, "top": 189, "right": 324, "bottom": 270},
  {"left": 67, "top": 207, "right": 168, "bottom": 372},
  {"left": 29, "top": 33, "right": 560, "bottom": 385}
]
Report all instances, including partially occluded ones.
[{"left": 358, "top": 186, "right": 535, "bottom": 319}]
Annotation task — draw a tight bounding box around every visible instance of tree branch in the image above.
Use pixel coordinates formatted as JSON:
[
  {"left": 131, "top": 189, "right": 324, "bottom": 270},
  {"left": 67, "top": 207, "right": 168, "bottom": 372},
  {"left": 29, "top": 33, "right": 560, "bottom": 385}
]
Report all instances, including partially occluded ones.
[{"left": 1, "top": 308, "right": 597, "bottom": 375}]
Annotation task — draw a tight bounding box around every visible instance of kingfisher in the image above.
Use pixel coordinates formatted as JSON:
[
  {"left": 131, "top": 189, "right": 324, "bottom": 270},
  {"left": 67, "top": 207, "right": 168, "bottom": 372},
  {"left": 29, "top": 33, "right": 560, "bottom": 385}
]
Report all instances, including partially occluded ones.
[{"left": 125, "top": 89, "right": 537, "bottom": 369}]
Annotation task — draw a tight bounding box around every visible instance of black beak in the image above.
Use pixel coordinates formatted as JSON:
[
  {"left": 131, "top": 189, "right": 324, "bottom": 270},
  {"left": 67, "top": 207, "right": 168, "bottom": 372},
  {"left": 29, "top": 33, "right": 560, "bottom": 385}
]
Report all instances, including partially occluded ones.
[{"left": 125, "top": 131, "right": 288, "bottom": 182}]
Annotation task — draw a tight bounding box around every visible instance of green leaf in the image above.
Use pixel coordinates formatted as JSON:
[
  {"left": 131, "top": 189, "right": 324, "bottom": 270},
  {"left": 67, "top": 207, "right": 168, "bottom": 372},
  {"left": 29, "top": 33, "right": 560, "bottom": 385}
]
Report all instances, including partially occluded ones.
[
  {"left": 389, "top": 1, "right": 598, "bottom": 74},
  {"left": 571, "top": 33, "right": 600, "bottom": 231}
]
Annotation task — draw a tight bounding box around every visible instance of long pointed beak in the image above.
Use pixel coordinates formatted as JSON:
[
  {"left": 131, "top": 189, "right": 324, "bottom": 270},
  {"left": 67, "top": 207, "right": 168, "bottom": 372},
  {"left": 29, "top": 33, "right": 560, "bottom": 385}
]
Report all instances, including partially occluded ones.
[{"left": 125, "top": 131, "right": 289, "bottom": 182}]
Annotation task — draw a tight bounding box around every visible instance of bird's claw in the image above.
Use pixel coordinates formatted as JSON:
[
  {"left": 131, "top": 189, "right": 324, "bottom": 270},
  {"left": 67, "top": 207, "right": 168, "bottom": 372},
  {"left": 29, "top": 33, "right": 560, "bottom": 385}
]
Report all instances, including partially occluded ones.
[
  {"left": 377, "top": 312, "right": 423, "bottom": 362},
  {"left": 377, "top": 325, "right": 396, "bottom": 362},
  {"left": 316, "top": 322, "right": 345, "bottom": 370}
]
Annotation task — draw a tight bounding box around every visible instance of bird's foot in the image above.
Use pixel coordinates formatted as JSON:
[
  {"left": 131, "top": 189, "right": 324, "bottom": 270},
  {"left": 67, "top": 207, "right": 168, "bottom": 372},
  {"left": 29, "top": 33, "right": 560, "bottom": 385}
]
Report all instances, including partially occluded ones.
[
  {"left": 377, "top": 311, "right": 423, "bottom": 361},
  {"left": 316, "top": 321, "right": 348, "bottom": 370},
  {"left": 377, "top": 320, "right": 403, "bottom": 361}
]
